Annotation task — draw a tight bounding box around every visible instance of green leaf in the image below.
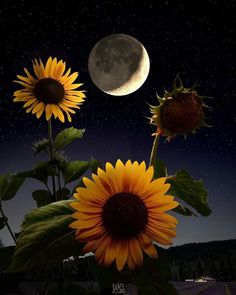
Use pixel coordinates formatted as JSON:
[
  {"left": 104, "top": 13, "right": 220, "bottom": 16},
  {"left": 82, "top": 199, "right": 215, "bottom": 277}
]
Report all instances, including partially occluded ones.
[
  {"left": 54, "top": 127, "right": 85, "bottom": 150},
  {"left": 0, "top": 217, "right": 7, "bottom": 230},
  {"left": 0, "top": 246, "right": 15, "bottom": 270},
  {"left": 153, "top": 158, "right": 168, "bottom": 179},
  {"left": 167, "top": 170, "right": 211, "bottom": 216},
  {"left": 32, "top": 190, "right": 52, "bottom": 207},
  {"left": 18, "top": 161, "right": 57, "bottom": 184},
  {"left": 90, "top": 158, "right": 103, "bottom": 174},
  {"left": 0, "top": 173, "right": 25, "bottom": 201},
  {"left": 56, "top": 188, "right": 71, "bottom": 200},
  {"left": 62, "top": 160, "right": 96, "bottom": 184},
  {"left": 7, "top": 201, "right": 83, "bottom": 273},
  {"left": 173, "top": 203, "right": 197, "bottom": 216}
]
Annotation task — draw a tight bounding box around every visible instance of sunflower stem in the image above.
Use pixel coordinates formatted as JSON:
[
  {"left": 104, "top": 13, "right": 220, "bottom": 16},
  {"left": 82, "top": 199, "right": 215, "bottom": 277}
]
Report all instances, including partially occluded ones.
[
  {"left": 48, "top": 118, "right": 56, "bottom": 201},
  {"left": 57, "top": 169, "right": 62, "bottom": 201},
  {"left": 0, "top": 202, "right": 16, "bottom": 243},
  {"left": 149, "top": 133, "right": 161, "bottom": 167}
]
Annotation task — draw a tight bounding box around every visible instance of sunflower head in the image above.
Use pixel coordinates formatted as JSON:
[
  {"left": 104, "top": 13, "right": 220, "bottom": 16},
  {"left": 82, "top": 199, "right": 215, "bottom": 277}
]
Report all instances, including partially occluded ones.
[
  {"left": 13, "top": 57, "right": 86, "bottom": 122},
  {"left": 69, "top": 160, "right": 178, "bottom": 271},
  {"left": 149, "top": 76, "right": 209, "bottom": 140}
]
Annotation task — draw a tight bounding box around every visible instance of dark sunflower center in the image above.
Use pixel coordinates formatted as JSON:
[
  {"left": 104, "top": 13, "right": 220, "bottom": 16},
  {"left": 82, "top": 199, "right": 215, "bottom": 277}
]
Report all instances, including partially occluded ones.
[
  {"left": 102, "top": 192, "right": 148, "bottom": 239},
  {"left": 34, "top": 78, "right": 65, "bottom": 104},
  {"left": 160, "top": 91, "right": 203, "bottom": 134}
]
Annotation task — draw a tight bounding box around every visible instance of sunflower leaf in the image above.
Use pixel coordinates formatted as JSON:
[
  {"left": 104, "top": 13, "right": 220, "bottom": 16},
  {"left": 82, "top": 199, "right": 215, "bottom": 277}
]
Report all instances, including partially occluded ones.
[
  {"left": 167, "top": 170, "right": 211, "bottom": 216},
  {"left": 7, "top": 200, "right": 83, "bottom": 273},
  {"left": 32, "top": 190, "right": 52, "bottom": 207},
  {"left": 173, "top": 203, "right": 197, "bottom": 216},
  {"left": 62, "top": 159, "right": 100, "bottom": 184},
  {"left": 153, "top": 158, "right": 168, "bottom": 179},
  {"left": 0, "top": 246, "right": 15, "bottom": 270},
  {"left": 17, "top": 161, "right": 57, "bottom": 184},
  {"left": 0, "top": 173, "right": 25, "bottom": 201},
  {"left": 54, "top": 127, "right": 85, "bottom": 150}
]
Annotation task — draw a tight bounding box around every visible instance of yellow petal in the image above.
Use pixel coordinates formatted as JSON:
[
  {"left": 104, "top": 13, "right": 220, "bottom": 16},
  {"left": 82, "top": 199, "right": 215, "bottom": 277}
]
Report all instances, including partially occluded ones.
[
  {"left": 52, "top": 104, "right": 65, "bottom": 122},
  {"left": 127, "top": 253, "right": 136, "bottom": 270},
  {"left": 36, "top": 104, "right": 45, "bottom": 119},
  {"left": 65, "top": 95, "right": 85, "bottom": 103},
  {"left": 63, "top": 72, "right": 78, "bottom": 86},
  {"left": 145, "top": 225, "right": 173, "bottom": 245},
  {"left": 26, "top": 101, "right": 38, "bottom": 113},
  {"left": 129, "top": 238, "right": 143, "bottom": 267},
  {"left": 138, "top": 233, "right": 158, "bottom": 258},
  {"left": 14, "top": 80, "right": 33, "bottom": 89},
  {"left": 53, "top": 60, "right": 66, "bottom": 80},
  {"left": 45, "top": 104, "right": 53, "bottom": 120},
  {"left": 45, "top": 57, "right": 53, "bottom": 76},
  {"left": 77, "top": 226, "right": 106, "bottom": 242},
  {"left": 23, "top": 99, "right": 36, "bottom": 108},
  {"left": 32, "top": 102, "right": 44, "bottom": 114},
  {"left": 104, "top": 239, "right": 119, "bottom": 267},
  {"left": 64, "top": 83, "right": 83, "bottom": 90},
  {"left": 95, "top": 236, "right": 111, "bottom": 262},
  {"left": 16, "top": 75, "right": 34, "bottom": 85},
  {"left": 49, "top": 57, "right": 58, "bottom": 77},
  {"left": 24, "top": 68, "right": 36, "bottom": 83},
  {"left": 82, "top": 233, "right": 108, "bottom": 253},
  {"left": 116, "top": 241, "right": 129, "bottom": 271}
]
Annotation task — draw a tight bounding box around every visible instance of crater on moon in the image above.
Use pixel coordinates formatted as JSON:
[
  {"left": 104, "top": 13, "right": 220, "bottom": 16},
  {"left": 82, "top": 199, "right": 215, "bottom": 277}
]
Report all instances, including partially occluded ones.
[{"left": 88, "top": 34, "right": 150, "bottom": 96}]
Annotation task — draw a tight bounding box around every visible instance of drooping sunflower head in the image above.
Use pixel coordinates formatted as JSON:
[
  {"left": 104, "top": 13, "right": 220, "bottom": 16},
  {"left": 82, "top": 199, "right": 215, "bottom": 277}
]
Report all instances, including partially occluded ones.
[
  {"left": 149, "top": 76, "right": 210, "bottom": 140},
  {"left": 70, "top": 159, "right": 179, "bottom": 271},
  {"left": 13, "top": 57, "right": 86, "bottom": 122}
]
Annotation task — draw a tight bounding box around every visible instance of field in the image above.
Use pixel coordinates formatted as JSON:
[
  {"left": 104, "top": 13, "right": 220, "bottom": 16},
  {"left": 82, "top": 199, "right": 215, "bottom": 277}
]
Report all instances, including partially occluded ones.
[{"left": 173, "top": 282, "right": 236, "bottom": 295}]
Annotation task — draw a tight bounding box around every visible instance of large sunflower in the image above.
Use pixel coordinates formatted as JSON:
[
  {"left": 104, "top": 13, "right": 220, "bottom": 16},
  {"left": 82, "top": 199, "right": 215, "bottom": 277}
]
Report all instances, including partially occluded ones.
[
  {"left": 70, "top": 160, "right": 179, "bottom": 271},
  {"left": 13, "top": 57, "right": 85, "bottom": 122}
]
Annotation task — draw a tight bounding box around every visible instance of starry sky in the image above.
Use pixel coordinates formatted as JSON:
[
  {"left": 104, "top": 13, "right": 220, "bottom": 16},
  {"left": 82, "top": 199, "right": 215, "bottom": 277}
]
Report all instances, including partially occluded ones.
[{"left": 0, "top": 0, "right": 235, "bottom": 246}]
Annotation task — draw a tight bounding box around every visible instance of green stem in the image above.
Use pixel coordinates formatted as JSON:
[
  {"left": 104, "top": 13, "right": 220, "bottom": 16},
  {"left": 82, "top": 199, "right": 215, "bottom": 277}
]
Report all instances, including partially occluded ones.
[
  {"left": 48, "top": 118, "right": 56, "bottom": 201},
  {"left": 57, "top": 169, "right": 62, "bottom": 201},
  {"left": 0, "top": 202, "right": 16, "bottom": 243},
  {"left": 149, "top": 133, "right": 161, "bottom": 167}
]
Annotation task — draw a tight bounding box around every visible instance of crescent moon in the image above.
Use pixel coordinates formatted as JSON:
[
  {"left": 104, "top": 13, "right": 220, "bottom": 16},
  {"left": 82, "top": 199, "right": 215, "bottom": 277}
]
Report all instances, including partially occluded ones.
[{"left": 88, "top": 34, "right": 150, "bottom": 96}]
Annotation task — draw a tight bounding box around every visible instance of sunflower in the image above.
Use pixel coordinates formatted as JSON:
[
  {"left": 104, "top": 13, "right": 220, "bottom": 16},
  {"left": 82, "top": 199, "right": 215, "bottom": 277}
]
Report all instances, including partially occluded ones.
[
  {"left": 149, "top": 76, "right": 208, "bottom": 140},
  {"left": 70, "top": 159, "right": 178, "bottom": 271},
  {"left": 13, "top": 57, "right": 85, "bottom": 122}
]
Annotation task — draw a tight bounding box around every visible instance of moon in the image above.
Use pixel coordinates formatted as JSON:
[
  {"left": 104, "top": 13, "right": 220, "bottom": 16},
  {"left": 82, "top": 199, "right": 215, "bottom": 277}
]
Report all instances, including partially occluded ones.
[{"left": 88, "top": 34, "right": 150, "bottom": 96}]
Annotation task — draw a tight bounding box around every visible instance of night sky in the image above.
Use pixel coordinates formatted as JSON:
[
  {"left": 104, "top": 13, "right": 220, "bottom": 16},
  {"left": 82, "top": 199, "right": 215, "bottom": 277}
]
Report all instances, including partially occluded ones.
[{"left": 0, "top": 0, "right": 235, "bottom": 246}]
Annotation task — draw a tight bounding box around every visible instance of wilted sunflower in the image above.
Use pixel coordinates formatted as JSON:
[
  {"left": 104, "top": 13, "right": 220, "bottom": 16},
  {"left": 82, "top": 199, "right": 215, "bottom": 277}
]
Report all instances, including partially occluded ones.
[
  {"left": 150, "top": 77, "right": 209, "bottom": 140},
  {"left": 70, "top": 159, "right": 178, "bottom": 271},
  {"left": 13, "top": 57, "right": 85, "bottom": 122}
]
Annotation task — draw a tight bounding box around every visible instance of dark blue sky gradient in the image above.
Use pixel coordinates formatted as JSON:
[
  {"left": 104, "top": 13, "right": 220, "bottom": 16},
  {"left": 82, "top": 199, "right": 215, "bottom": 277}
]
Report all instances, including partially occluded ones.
[{"left": 0, "top": 0, "right": 235, "bottom": 246}]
